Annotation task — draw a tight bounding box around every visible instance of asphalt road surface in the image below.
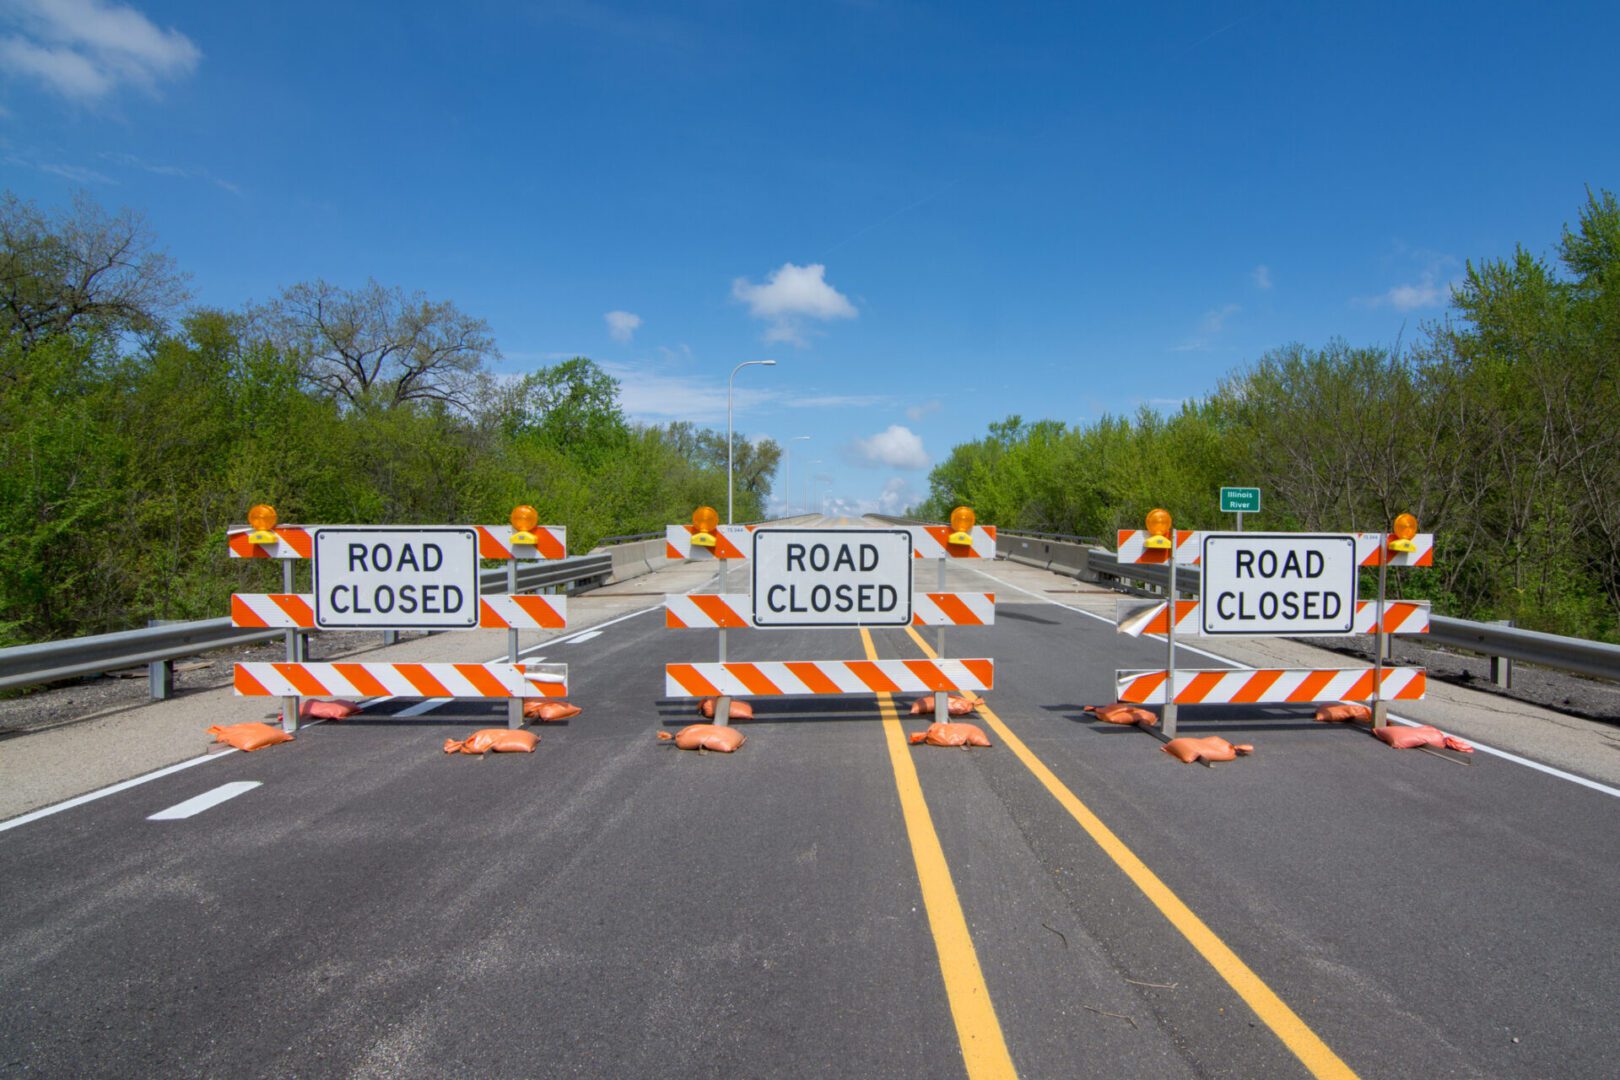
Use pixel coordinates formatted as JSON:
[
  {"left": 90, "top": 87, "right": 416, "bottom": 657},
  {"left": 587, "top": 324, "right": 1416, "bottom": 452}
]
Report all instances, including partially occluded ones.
[{"left": 3, "top": 517, "right": 1617, "bottom": 1078}]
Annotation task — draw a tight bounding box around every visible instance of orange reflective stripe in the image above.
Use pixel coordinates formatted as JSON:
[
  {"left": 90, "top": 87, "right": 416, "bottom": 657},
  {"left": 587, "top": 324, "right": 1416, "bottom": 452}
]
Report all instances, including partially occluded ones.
[
  {"left": 846, "top": 661, "right": 902, "bottom": 693},
  {"left": 1179, "top": 671, "right": 1226, "bottom": 703},
  {"left": 478, "top": 529, "right": 508, "bottom": 558},
  {"left": 1344, "top": 670, "right": 1377, "bottom": 701},
  {"left": 785, "top": 661, "right": 843, "bottom": 694},
  {"left": 234, "top": 665, "right": 272, "bottom": 695},
  {"left": 665, "top": 609, "right": 690, "bottom": 628},
  {"left": 397, "top": 664, "right": 453, "bottom": 698},
  {"left": 692, "top": 594, "right": 748, "bottom": 627},
  {"left": 333, "top": 663, "right": 390, "bottom": 697},
  {"left": 231, "top": 595, "right": 267, "bottom": 627},
  {"left": 512, "top": 595, "right": 566, "bottom": 628},
  {"left": 274, "top": 595, "right": 315, "bottom": 625},
  {"left": 1124, "top": 671, "right": 1167, "bottom": 702},
  {"left": 1395, "top": 671, "right": 1427, "bottom": 698},
  {"left": 666, "top": 541, "right": 685, "bottom": 559},
  {"left": 457, "top": 663, "right": 513, "bottom": 697},
  {"left": 1231, "top": 669, "right": 1283, "bottom": 703},
  {"left": 1292, "top": 670, "right": 1336, "bottom": 702},
  {"left": 902, "top": 659, "right": 954, "bottom": 691},
  {"left": 961, "top": 659, "right": 994, "bottom": 688},
  {"left": 728, "top": 664, "right": 783, "bottom": 695},
  {"left": 274, "top": 663, "right": 329, "bottom": 697},
  {"left": 666, "top": 663, "right": 720, "bottom": 697},
  {"left": 930, "top": 593, "right": 981, "bottom": 625}
]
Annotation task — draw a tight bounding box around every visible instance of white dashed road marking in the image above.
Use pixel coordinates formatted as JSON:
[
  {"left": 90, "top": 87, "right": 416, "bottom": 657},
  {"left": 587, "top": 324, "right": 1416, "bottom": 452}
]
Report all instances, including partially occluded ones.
[{"left": 147, "top": 781, "right": 262, "bottom": 820}]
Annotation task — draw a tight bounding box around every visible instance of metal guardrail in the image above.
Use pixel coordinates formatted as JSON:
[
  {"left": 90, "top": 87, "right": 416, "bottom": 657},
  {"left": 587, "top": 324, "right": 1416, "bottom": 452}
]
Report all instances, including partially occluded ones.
[{"left": 0, "top": 553, "right": 614, "bottom": 696}]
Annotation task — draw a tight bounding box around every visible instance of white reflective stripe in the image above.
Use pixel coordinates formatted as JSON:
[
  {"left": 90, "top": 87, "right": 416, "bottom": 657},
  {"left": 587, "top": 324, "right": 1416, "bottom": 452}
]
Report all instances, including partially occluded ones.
[
  {"left": 1114, "top": 598, "right": 1430, "bottom": 637},
  {"left": 148, "top": 781, "right": 262, "bottom": 820},
  {"left": 664, "top": 524, "right": 754, "bottom": 559},
  {"left": 1353, "top": 532, "right": 1435, "bottom": 567},
  {"left": 1116, "top": 530, "right": 1201, "bottom": 565},
  {"left": 1114, "top": 667, "right": 1427, "bottom": 704}
]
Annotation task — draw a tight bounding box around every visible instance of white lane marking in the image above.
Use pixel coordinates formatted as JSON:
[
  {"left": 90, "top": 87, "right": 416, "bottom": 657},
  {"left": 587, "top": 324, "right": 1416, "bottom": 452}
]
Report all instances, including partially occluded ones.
[
  {"left": 148, "top": 781, "right": 262, "bottom": 820},
  {"left": 0, "top": 603, "right": 667, "bottom": 832},
  {"left": 0, "top": 751, "right": 238, "bottom": 834},
  {"left": 968, "top": 563, "right": 1620, "bottom": 801},
  {"left": 564, "top": 630, "right": 602, "bottom": 644}
]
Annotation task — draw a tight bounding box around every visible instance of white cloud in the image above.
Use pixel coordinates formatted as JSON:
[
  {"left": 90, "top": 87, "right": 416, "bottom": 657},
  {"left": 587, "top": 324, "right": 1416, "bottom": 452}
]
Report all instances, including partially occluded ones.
[
  {"left": 874, "top": 476, "right": 914, "bottom": 515},
  {"left": 1356, "top": 249, "right": 1460, "bottom": 312},
  {"left": 731, "top": 262, "right": 857, "bottom": 346},
  {"left": 852, "top": 424, "right": 929, "bottom": 470},
  {"left": 1172, "top": 303, "right": 1240, "bottom": 352},
  {"left": 1251, "top": 264, "right": 1272, "bottom": 290},
  {"left": 1, "top": 0, "right": 200, "bottom": 102},
  {"left": 906, "top": 399, "right": 942, "bottom": 423},
  {"left": 604, "top": 310, "right": 642, "bottom": 343}
]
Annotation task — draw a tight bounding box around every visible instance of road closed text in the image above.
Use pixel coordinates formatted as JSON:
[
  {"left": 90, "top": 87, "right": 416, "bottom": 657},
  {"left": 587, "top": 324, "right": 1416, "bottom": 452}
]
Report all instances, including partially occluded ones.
[
  {"left": 312, "top": 527, "right": 480, "bottom": 630},
  {"left": 1200, "top": 534, "right": 1357, "bottom": 636},
  {"left": 751, "top": 529, "right": 912, "bottom": 627}
]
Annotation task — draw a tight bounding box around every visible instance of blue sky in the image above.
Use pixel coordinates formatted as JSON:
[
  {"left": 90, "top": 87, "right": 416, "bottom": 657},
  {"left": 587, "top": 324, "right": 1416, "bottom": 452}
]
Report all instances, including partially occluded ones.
[{"left": 4, "top": 1, "right": 1618, "bottom": 516}]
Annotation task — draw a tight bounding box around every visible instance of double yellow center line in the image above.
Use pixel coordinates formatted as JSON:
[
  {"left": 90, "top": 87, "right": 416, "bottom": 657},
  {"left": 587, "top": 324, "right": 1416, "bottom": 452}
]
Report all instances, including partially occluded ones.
[{"left": 864, "top": 623, "right": 1358, "bottom": 1080}]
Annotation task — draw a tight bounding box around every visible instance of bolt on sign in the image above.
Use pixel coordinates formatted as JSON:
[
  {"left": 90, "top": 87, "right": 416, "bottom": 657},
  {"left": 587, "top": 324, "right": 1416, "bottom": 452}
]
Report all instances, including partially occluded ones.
[
  {"left": 751, "top": 529, "right": 913, "bottom": 627},
  {"left": 1199, "top": 533, "right": 1358, "bottom": 636},
  {"left": 312, "top": 527, "right": 480, "bottom": 630}
]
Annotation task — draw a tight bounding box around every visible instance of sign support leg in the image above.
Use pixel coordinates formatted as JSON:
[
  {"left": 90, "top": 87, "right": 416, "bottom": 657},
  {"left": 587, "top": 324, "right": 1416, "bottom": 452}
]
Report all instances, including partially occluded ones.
[
  {"left": 1372, "top": 557, "right": 1389, "bottom": 730},
  {"left": 715, "top": 556, "right": 731, "bottom": 727},
  {"left": 281, "top": 559, "right": 298, "bottom": 734},
  {"left": 1236, "top": 510, "right": 1243, "bottom": 532},
  {"left": 1163, "top": 556, "right": 1178, "bottom": 738},
  {"left": 934, "top": 557, "right": 949, "bottom": 723},
  {"left": 507, "top": 560, "right": 522, "bottom": 729}
]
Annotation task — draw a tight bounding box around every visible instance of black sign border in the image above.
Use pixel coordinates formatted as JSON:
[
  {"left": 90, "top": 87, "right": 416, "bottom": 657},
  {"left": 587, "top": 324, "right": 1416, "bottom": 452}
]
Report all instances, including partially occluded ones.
[
  {"left": 749, "top": 528, "right": 914, "bottom": 629},
  {"left": 1198, "top": 532, "right": 1357, "bottom": 637},
  {"left": 311, "top": 526, "right": 481, "bottom": 631}
]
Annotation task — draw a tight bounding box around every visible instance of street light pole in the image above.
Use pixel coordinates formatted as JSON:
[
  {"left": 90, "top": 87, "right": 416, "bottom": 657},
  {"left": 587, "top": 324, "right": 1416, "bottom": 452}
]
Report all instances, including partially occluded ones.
[
  {"left": 728, "top": 360, "right": 777, "bottom": 524},
  {"left": 784, "top": 435, "right": 811, "bottom": 515},
  {"left": 806, "top": 462, "right": 822, "bottom": 519}
]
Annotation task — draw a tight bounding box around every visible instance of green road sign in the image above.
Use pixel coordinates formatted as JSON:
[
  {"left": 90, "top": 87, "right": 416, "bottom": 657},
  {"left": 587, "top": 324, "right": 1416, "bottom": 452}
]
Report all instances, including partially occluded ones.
[{"left": 1220, "top": 487, "right": 1261, "bottom": 514}]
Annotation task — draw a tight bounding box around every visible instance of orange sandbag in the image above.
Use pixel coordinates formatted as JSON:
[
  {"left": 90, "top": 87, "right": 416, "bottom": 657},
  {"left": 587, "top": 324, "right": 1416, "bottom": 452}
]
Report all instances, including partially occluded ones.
[
  {"left": 1373, "top": 724, "right": 1474, "bottom": 753},
  {"left": 908, "top": 693, "right": 983, "bottom": 717},
  {"left": 299, "top": 698, "right": 362, "bottom": 721},
  {"left": 523, "top": 700, "right": 582, "bottom": 722},
  {"left": 443, "top": 728, "right": 539, "bottom": 754},
  {"left": 1315, "top": 703, "right": 1372, "bottom": 724},
  {"left": 208, "top": 722, "right": 294, "bottom": 752},
  {"left": 908, "top": 722, "right": 993, "bottom": 748},
  {"left": 1085, "top": 703, "right": 1158, "bottom": 727},
  {"left": 658, "top": 724, "right": 747, "bottom": 752},
  {"left": 697, "top": 697, "right": 754, "bottom": 721},
  {"left": 1161, "top": 736, "right": 1254, "bottom": 764}
]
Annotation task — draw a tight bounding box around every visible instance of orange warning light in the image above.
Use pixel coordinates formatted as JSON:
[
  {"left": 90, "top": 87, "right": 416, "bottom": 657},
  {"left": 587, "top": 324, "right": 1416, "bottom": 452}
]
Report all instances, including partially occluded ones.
[
  {"left": 246, "top": 503, "right": 278, "bottom": 545},
  {"left": 691, "top": 505, "right": 719, "bottom": 548},
  {"left": 1389, "top": 512, "right": 1419, "bottom": 553},
  {"left": 948, "top": 506, "right": 976, "bottom": 546},
  {"left": 1144, "top": 507, "right": 1173, "bottom": 549},
  {"left": 509, "top": 504, "right": 540, "bottom": 545}
]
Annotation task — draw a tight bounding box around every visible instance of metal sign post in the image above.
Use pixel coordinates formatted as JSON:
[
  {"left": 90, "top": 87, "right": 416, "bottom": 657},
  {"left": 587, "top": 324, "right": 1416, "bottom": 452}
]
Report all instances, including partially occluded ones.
[
  {"left": 1163, "top": 556, "right": 1178, "bottom": 737},
  {"left": 282, "top": 558, "right": 298, "bottom": 732},
  {"left": 1372, "top": 555, "right": 1389, "bottom": 730},
  {"left": 715, "top": 555, "right": 731, "bottom": 726}
]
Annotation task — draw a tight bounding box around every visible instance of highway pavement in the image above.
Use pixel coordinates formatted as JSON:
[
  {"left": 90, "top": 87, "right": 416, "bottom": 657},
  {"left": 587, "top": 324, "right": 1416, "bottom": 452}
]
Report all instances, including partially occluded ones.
[{"left": 2, "top": 516, "right": 1618, "bottom": 1078}]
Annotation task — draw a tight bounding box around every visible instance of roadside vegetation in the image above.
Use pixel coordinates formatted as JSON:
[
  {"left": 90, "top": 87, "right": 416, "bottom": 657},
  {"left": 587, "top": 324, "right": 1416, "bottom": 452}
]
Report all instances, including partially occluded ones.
[
  {"left": 917, "top": 189, "right": 1620, "bottom": 641},
  {"left": 0, "top": 191, "right": 778, "bottom": 646}
]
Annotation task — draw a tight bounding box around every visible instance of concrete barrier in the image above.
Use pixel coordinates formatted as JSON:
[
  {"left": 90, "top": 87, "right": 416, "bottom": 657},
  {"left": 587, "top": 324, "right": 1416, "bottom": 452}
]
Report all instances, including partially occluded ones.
[
  {"left": 1001, "top": 533, "right": 1100, "bottom": 582},
  {"left": 592, "top": 515, "right": 824, "bottom": 584}
]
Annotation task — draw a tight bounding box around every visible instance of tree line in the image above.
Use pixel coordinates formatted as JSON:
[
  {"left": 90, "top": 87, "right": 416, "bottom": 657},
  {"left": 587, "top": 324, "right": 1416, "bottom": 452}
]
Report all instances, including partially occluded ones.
[
  {"left": 917, "top": 189, "right": 1620, "bottom": 642},
  {"left": 0, "top": 191, "right": 779, "bottom": 646}
]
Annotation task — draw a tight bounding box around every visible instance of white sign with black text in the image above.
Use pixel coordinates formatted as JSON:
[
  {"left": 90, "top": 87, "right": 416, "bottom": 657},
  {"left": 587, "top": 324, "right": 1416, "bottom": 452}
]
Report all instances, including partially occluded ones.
[
  {"left": 312, "top": 527, "right": 480, "bottom": 630},
  {"left": 751, "top": 529, "right": 913, "bottom": 627},
  {"left": 1200, "top": 533, "right": 1358, "bottom": 636}
]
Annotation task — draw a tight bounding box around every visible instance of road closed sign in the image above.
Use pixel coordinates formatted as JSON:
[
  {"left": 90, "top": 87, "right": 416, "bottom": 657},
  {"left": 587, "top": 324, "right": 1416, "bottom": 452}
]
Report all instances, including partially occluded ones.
[
  {"left": 751, "top": 529, "right": 912, "bottom": 627},
  {"left": 1200, "top": 533, "right": 1357, "bottom": 636},
  {"left": 312, "top": 527, "right": 480, "bottom": 630}
]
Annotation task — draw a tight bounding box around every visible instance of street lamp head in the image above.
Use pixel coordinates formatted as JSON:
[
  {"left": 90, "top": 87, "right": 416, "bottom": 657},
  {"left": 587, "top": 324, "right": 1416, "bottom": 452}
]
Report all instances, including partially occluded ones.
[{"left": 761, "top": 359, "right": 777, "bottom": 366}]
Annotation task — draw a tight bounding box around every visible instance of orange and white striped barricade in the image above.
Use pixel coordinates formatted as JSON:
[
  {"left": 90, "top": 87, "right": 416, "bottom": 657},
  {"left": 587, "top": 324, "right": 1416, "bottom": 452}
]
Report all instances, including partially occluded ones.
[
  {"left": 1115, "top": 598, "right": 1431, "bottom": 637},
  {"left": 1355, "top": 532, "right": 1435, "bottom": 568},
  {"left": 1116, "top": 529, "right": 1200, "bottom": 565},
  {"left": 229, "top": 517, "right": 570, "bottom": 732},
  {"left": 1114, "top": 667, "right": 1426, "bottom": 706},
  {"left": 664, "top": 592, "right": 996, "bottom": 629},
  {"left": 664, "top": 524, "right": 756, "bottom": 561},
  {"left": 231, "top": 592, "right": 570, "bottom": 630},
  {"left": 905, "top": 525, "right": 997, "bottom": 560},
  {"left": 667, "top": 658, "right": 993, "bottom": 698},
  {"left": 236, "top": 661, "right": 568, "bottom": 699},
  {"left": 661, "top": 524, "right": 998, "bottom": 725}
]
